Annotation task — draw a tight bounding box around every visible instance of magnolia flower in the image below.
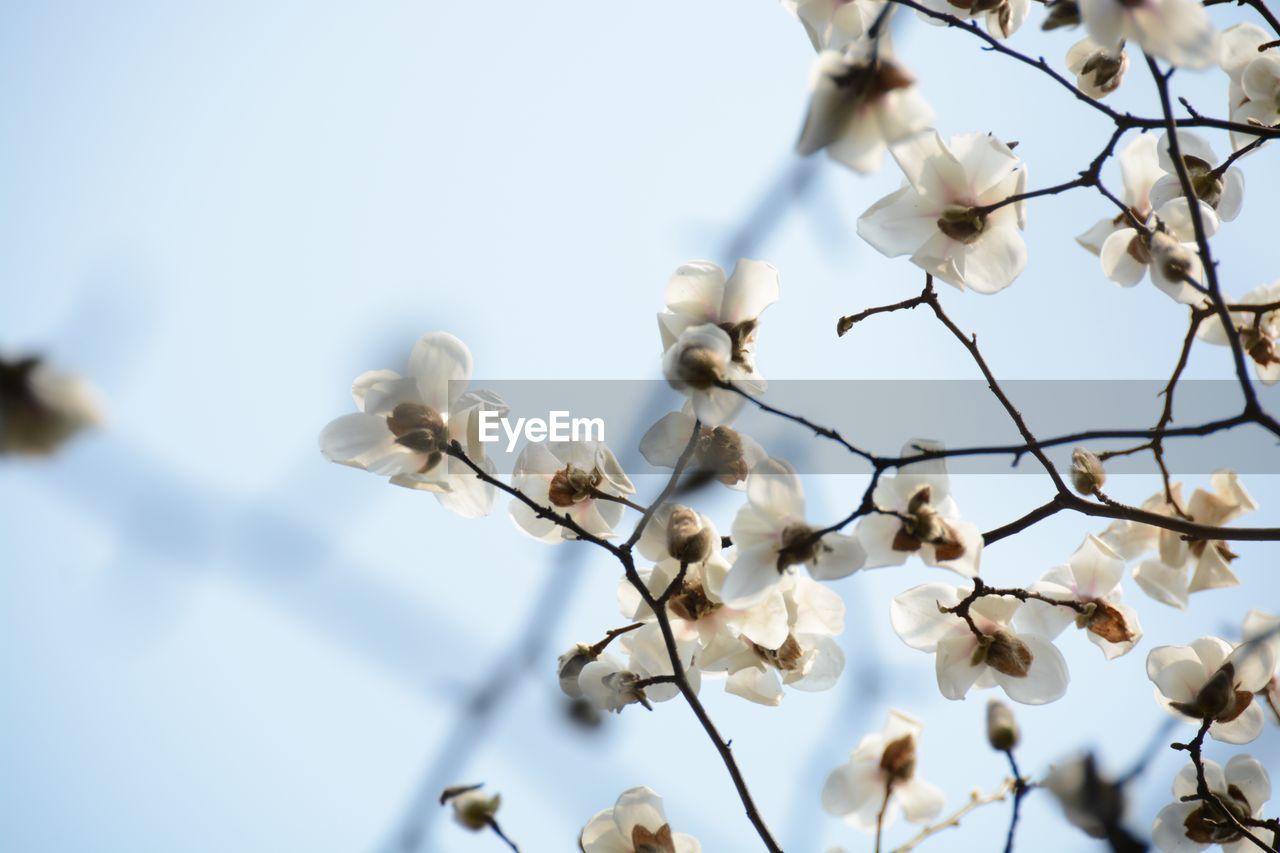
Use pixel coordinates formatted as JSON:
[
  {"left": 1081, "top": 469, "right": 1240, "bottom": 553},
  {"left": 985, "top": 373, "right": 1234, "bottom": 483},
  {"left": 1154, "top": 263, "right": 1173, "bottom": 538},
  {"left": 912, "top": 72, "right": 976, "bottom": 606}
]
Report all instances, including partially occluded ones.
[
  {"left": 821, "top": 710, "right": 945, "bottom": 832},
  {"left": 1198, "top": 280, "right": 1280, "bottom": 384},
  {"left": 635, "top": 503, "right": 719, "bottom": 566},
  {"left": 1219, "top": 24, "right": 1280, "bottom": 150},
  {"left": 1150, "top": 131, "right": 1246, "bottom": 223},
  {"left": 706, "top": 574, "right": 846, "bottom": 705},
  {"left": 509, "top": 439, "right": 635, "bottom": 542},
  {"left": 1132, "top": 472, "right": 1256, "bottom": 608},
  {"left": 441, "top": 784, "right": 501, "bottom": 833},
  {"left": 318, "top": 332, "right": 508, "bottom": 518},
  {"left": 1147, "top": 636, "right": 1277, "bottom": 743},
  {"left": 1014, "top": 535, "right": 1142, "bottom": 660},
  {"left": 919, "top": 0, "right": 1030, "bottom": 38},
  {"left": 658, "top": 260, "right": 777, "bottom": 425},
  {"left": 721, "top": 457, "right": 865, "bottom": 606},
  {"left": 858, "top": 130, "right": 1028, "bottom": 294},
  {"left": 1067, "top": 38, "right": 1129, "bottom": 98},
  {"left": 619, "top": 622, "right": 702, "bottom": 704},
  {"left": 1046, "top": 754, "right": 1133, "bottom": 844},
  {"left": 0, "top": 355, "right": 104, "bottom": 456},
  {"left": 892, "top": 583, "right": 1070, "bottom": 704},
  {"left": 1080, "top": 0, "right": 1215, "bottom": 69},
  {"left": 1098, "top": 487, "right": 1178, "bottom": 559},
  {"left": 1152, "top": 756, "right": 1272, "bottom": 852},
  {"left": 783, "top": 0, "right": 888, "bottom": 51},
  {"left": 1077, "top": 134, "right": 1162, "bottom": 255},
  {"left": 855, "top": 439, "right": 982, "bottom": 578},
  {"left": 796, "top": 42, "right": 934, "bottom": 173},
  {"left": 639, "top": 405, "right": 766, "bottom": 489},
  {"left": 580, "top": 787, "right": 701, "bottom": 853},
  {"left": 1100, "top": 215, "right": 1208, "bottom": 304},
  {"left": 619, "top": 552, "right": 790, "bottom": 654},
  {"left": 578, "top": 652, "right": 653, "bottom": 713}
]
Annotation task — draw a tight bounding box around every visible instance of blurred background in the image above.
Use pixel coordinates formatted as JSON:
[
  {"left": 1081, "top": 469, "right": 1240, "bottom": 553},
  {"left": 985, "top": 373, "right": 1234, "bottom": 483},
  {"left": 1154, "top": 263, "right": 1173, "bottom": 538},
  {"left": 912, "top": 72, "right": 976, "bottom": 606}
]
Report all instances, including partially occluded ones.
[{"left": 1, "top": 1, "right": 1277, "bottom": 850}]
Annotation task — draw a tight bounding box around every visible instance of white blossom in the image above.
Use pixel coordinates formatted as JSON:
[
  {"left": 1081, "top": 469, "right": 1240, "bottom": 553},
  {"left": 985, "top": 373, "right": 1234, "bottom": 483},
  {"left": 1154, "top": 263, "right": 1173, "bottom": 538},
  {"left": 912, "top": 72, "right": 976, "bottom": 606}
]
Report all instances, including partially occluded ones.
[
  {"left": 1198, "top": 280, "right": 1280, "bottom": 384},
  {"left": 1146, "top": 636, "right": 1276, "bottom": 743},
  {"left": 1099, "top": 215, "right": 1208, "bottom": 304},
  {"left": 1015, "top": 534, "right": 1143, "bottom": 660},
  {"left": 1219, "top": 24, "right": 1280, "bottom": 150},
  {"left": 1080, "top": 0, "right": 1215, "bottom": 69},
  {"left": 721, "top": 457, "right": 865, "bottom": 606},
  {"left": 917, "top": 0, "right": 1031, "bottom": 38},
  {"left": 783, "top": 0, "right": 888, "bottom": 51},
  {"left": 578, "top": 652, "right": 653, "bottom": 713},
  {"left": 707, "top": 573, "right": 846, "bottom": 705},
  {"left": 821, "top": 710, "right": 945, "bottom": 832},
  {"left": 1150, "top": 131, "right": 1246, "bottom": 223},
  {"left": 1242, "top": 609, "right": 1280, "bottom": 715},
  {"left": 580, "top": 787, "right": 701, "bottom": 853},
  {"left": 892, "top": 582, "right": 1070, "bottom": 704},
  {"left": 1131, "top": 472, "right": 1256, "bottom": 608},
  {"left": 1152, "top": 756, "right": 1272, "bottom": 852},
  {"left": 1077, "top": 134, "right": 1162, "bottom": 256},
  {"left": 508, "top": 439, "right": 635, "bottom": 542},
  {"left": 640, "top": 404, "right": 767, "bottom": 489},
  {"left": 318, "top": 331, "right": 508, "bottom": 518},
  {"left": 658, "top": 260, "right": 777, "bottom": 426},
  {"left": 0, "top": 355, "right": 104, "bottom": 456},
  {"left": 1067, "top": 38, "right": 1130, "bottom": 99},
  {"left": 856, "top": 439, "right": 982, "bottom": 578},
  {"left": 858, "top": 130, "right": 1028, "bottom": 294},
  {"left": 618, "top": 621, "right": 702, "bottom": 704},
  {"left": 796, "top": 41, "right": 934, "bottom": 173}
]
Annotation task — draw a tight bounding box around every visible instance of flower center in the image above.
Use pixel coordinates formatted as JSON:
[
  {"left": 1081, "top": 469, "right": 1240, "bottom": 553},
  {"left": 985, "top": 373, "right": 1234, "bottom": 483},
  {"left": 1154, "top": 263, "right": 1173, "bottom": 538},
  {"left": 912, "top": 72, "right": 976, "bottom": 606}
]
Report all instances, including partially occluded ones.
[
  {"left": 1185, "top": 156, "right": 1225, "bottom": 208},
  {"left": 777, "top": 523, "right": 821, "bottom": 571},
  {"left": 716, "top": 319, "right": 759, "bottom": 366},
  {"left": 974, "top": 629, "right": 1034, "bottom": 678},
  {"left": 752, "top": 634, "right": 805, "bottom": 672},
  {"left": 631, "top": 823, "right": 677, "bottom": 853},
  {"left": 937, "top": 207, "right": 987, "bottom": 244},
  {"left": 831, "top": 58, "right": 916, "bottom": 103},
  {"left": 668, "top": 581, "right": 720, "bottom": 623},
  {"left": 891, "top": 486, "right": 966, "bottom": 561},
  {"left": 1078, "top": 599, "right": 1135, "bottom": 644},
  {"left": 695, "top": 425, "right": 749, "bottom": 485},
  {"left": 386, "top": 402, "right": 448, "bottom": 472},
  {"left": 547, "top": 464, "right": 604, "bottom": 507},
  {"left": 879, "top": 733, "right": 917, "bottom": 781}
]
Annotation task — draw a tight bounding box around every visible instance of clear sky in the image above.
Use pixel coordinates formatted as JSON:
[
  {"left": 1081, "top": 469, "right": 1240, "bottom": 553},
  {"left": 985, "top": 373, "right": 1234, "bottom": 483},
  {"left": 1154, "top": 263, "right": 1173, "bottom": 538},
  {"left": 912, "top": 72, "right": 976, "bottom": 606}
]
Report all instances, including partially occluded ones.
[{"left": 0, "top": 2, "right": 1276, "bottom": 851}]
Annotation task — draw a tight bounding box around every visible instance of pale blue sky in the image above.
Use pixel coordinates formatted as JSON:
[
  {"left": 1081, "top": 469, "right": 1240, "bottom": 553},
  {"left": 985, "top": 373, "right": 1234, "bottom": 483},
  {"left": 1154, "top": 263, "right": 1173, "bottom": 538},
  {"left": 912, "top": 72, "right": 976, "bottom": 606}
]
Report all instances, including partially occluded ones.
[{"left": 1, "top": 2, "right": 1276, "bottom": 851}]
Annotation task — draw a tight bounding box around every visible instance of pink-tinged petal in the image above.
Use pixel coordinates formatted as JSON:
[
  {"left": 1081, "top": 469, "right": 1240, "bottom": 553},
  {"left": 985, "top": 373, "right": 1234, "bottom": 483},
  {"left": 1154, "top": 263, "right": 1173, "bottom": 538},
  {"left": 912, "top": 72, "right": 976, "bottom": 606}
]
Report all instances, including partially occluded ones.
[
  {"left": 663, "top": 260, "right": 726, "bottom": 322},
  {"left": 891, "top": 583, "right": 963, "bottom": 651},
  {"left": 408, "top": 331, "right": 473, "bottom": 414},
  {"left": 890, "top": 129, "right": 967, "bottom": 199},
  {"left": 993, "top": 634, "right": 1069, "bottom": 705},
  {"left": 935, "top": 632, "right": 985, "bottom": 699},
  {"left": 1069, "top": 534, "right": 1125, "bottom": 597},
  {"left": 949, "top": 132, "right": 1023, "bottom": 201},
  {"left": 722, "top": 259, "right": 780, "bottom": 325}
]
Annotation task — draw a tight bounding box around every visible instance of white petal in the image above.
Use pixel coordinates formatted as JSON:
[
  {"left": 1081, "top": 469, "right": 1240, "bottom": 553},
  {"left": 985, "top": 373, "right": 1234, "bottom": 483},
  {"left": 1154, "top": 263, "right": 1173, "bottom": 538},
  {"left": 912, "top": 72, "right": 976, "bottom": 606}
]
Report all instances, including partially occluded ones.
[
  {"left": 896, "top": 778, "right": 945, "bottom": 824},
  {"left": 408, "top": 331, "right": 473, "bottom": 414},
  {"left": 747, "top": 457, "right": 807, "bottom": 519},
  {"left": 1151, "top": 802, "right": 1202, "bottom": 853},
  {"left": 1210, "top": 703, "right": 1264, "bottom": 744},
  {"left": 1100, "top": 228, "right": 1148, "bottom": 286},
  {"left": 1133, "top": 559, "right": 1189, "bottom": 608},
  {"left": 891, "top": 583, "right": 964, "bottom": 651},
  {"left": 722, "top": 259, "right": 780, "bottom": 324},
  {"left": 1225, "top": 754, "right": 1271, "bottom": 811},
  {"left": 857, "top": 184, "right": 938, "bottom": 259},
  {"left": 727, "top": 664, "right": 784, "bottom": 706},
  {"left": 994, "top": 634, "right": 1070, "bottom": 705},
  {"left": 810, "top": 532, "right": 866, "bottom": 580},
  {"left": 720, "top": 549, "right": 784, "bottom": 608},
  {"left": 935, "top": 631, "right": 985, "bottom": 699},
  {"left": 640, "top": 411, "right": 698, "bottom": 469}
]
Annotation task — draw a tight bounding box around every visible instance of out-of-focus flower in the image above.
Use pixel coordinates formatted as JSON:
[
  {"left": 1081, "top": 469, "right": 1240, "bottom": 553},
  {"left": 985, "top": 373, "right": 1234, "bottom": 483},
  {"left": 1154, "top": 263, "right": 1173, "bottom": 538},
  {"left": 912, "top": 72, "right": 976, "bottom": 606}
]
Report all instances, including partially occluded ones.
[
  {"left": 1046, "top": 754, "right": 1138, "bottom": 848},
  {"left": 1043, "top": 0, "right": 1082, "bottom": 29},
  {"left": 821, "top": 710, "right": 945, "bottom": 831},
  {"left": 892, "top": 583, "right": 1070, "bottom": 704},
  {"left": 1080, "top": 0, "right": 1215, "bottom": 69},
  {"left": 663, "top": 323, "right": 764, "bottom": 426},
  {"left": 1100, "top": 216, "right": 1208, "bottom": 304},
  {"left": 1070, "top": 447, "right": 1107, "bottom": 495},
  {"left": 640, "top": 405, "right": 767, "bottom": 489},
  {"left": 918, "top": 0, "right": 1030, "bottom": 38},
  {"left": 1077, "top": 134, "right": 1162, "bottom": 255},
  {"left": 796, "top": 41, "right": 934, "bottom": 173},
  {"left": 318, "top": 332, "right": 507, "bottom": 517},
  {"left": 1152, "top": 756, "right": 1271, "bottom": 852},
  {"left": 1242, "top": 609, "right": 1280, "bottom": 716},
  {"left": 440, "top": 784, "right": 501, "bottom": 832},
  {"left": 857, "top": 130, "right": 1028, "bottom": 294},
  {"left": 707, "top": 574, "right": 846, "bottom": 705},
  {"left": 1067, "top": 38, "right": 1129, "bottom": 98},
  {"left": 1150, "top": 131, "right": 1246, "bottom": 223},
  {"left": 0, "top": 355, "right": 104, "bottom": 456},
  {"left": 618, "top": 622, "right": 702, "bottom": 704},
  {"left": 986, "top": 699, "right": 1020, "bottom": 750},
  {"left": 1132, "top": 472, "right": 1256, "bottom": 608},
  {"left": 855, "top": 439, "right": 982, "bottom": 578},
  {"left": 1015, "top": 535, "right": 1142, "bottom": 660},
  {"left": 783, "top": 0, "right": 888, "bottom": 51},
  {"left": 721, "top": 457, "right": 865, "bottom": 606},
  {"left": 508, "top": 439, "right": 635, "bottom": 542},
  {"left": 1198, "top": 281, "right": 1280, "bottom": 384},
  {"left": 1219, "top": 24, "right": 1280, "bottom": 150},
  {"left": 580, "top": 787, "right": 701, "bottom": 853},
  {"left": 1147, "top": 636, "right": 1276, "bottom": 743}
]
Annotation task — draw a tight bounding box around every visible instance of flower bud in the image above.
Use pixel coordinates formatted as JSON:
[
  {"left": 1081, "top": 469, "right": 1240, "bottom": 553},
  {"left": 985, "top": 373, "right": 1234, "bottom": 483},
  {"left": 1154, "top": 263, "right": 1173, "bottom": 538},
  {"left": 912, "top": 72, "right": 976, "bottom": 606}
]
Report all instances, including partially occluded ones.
[
  {"left": 986, "top": 699, "right": 1020, "bottom": 751},
  {"left": 440, "top": 785, "right": 501, "bottom": 831},
  {"left": 557, "top": 643, "right": 598, "bottom": 699},
  {"left": 667, "top": 506, "right": 713, "bottom": 564},
  {"left": 1070, "top": 448, "right": 1106, "bottom": 495}
]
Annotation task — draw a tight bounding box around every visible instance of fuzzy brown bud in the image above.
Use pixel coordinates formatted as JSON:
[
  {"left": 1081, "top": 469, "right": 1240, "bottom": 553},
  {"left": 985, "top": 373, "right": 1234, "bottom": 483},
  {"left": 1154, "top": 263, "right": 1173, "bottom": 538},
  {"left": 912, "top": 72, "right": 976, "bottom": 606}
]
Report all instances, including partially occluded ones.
[
  {"left": 1071, "top": 448, "right": 1106, "bottom": 495},
  {"left": 986, "top": 699, "right": 1021, "bottom": 751}
]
